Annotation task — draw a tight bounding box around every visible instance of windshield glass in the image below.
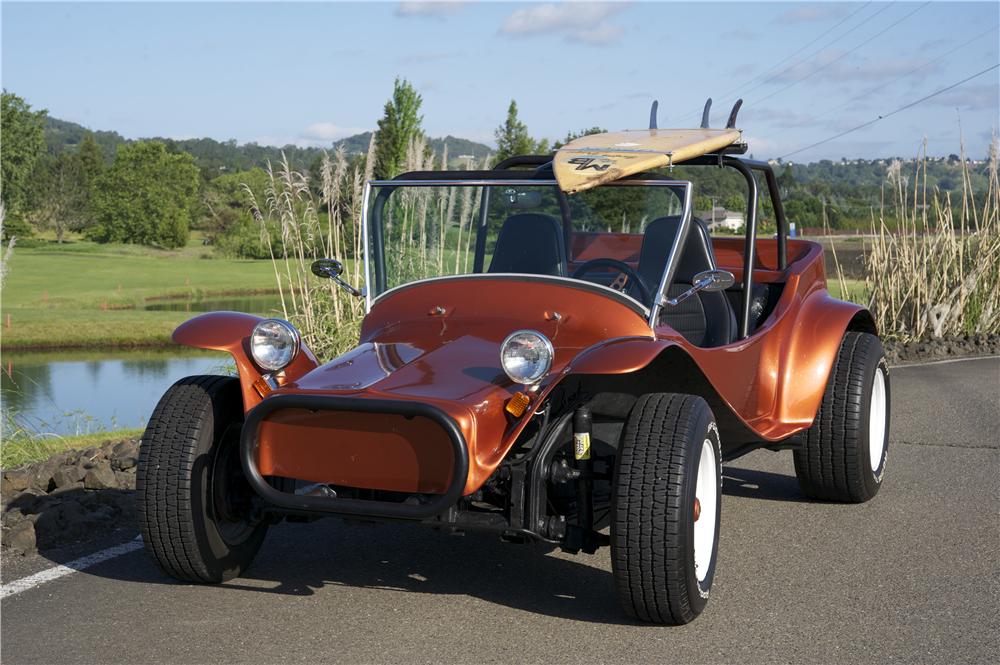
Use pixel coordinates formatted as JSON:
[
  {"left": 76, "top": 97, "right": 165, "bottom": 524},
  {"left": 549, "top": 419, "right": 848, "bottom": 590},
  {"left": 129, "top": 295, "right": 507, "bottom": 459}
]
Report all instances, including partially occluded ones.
[{"left": 364, "top": 179, "right": 691, "bottom": 311}]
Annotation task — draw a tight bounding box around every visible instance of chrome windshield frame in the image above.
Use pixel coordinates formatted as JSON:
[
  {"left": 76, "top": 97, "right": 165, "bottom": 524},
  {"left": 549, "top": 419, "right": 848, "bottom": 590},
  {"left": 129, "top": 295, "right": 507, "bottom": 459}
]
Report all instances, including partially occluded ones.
[{"left": 361, "top": 178, "right": 695, "bottom": 328}]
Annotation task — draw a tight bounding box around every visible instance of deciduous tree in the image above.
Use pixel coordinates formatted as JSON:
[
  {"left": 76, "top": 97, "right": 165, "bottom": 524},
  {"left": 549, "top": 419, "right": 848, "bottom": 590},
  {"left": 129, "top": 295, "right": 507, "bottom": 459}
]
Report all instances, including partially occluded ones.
[
  {"left": 88, "top": 141, "right": 199, "bottom": 248},
  {"left": 1, "top": 91, "right": 47, "bottom": 238}
]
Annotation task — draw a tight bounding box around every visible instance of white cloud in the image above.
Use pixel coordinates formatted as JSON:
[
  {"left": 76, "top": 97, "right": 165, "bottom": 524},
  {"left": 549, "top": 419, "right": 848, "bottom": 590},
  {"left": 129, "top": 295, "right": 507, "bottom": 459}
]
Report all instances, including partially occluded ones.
[
  {"left": 926, "top": 84, "right": 999, "bottom": 111},
  {"left": 499, "top": 2, "right": 628, "bottom": 46},
  {"left": 301, "top": 122, "right": 363, "bottom": 142},
  {"left": 396, "top": 2, "right": 465, "bottom": 18},
  {"left": 769, "top": 53, "right": 941, "bottom": 85}
]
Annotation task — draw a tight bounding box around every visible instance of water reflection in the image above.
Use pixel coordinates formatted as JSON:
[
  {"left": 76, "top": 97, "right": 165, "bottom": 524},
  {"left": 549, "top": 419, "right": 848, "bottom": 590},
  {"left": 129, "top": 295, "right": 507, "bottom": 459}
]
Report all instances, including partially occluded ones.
[
  {"left": 143, "top": 294, "right": 284, "bottom": 314},
  {"left": 2, "top": 349, "right": 235, "bottom": 436}
]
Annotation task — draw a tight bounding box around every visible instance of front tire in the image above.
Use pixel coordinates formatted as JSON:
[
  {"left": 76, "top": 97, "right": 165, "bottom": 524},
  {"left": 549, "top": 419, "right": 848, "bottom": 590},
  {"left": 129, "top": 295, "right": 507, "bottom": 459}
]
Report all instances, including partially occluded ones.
[
  {"left": 611, "top": 394, "right": 722, "bottom": 625},
  {"left": 137, "top": 375, "right": 268, "bottom": 583},
  {"left": 793, "top": 331, "right": 890, "bottom": 502}
]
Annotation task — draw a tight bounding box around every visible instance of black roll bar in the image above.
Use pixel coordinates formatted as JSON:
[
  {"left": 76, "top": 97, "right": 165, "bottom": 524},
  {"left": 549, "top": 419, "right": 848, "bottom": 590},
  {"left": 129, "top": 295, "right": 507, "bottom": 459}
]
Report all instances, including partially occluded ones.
[{"left": 240, "top": 394, "right": 470, "bottom": 520}]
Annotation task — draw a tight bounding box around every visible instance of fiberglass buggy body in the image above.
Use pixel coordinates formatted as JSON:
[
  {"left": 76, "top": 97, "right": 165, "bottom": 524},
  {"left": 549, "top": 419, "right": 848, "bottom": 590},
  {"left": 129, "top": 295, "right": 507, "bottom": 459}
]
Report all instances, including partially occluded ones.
[{"left": 137, "top": 131, "right": 890, "bottom": 625}]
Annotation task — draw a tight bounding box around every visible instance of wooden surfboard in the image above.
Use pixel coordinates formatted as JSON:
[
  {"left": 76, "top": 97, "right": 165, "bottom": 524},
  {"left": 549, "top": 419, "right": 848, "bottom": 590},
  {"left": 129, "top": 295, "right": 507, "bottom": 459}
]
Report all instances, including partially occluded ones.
[{"left": 553, "top": 128, "right": 742, "bottom": 194}]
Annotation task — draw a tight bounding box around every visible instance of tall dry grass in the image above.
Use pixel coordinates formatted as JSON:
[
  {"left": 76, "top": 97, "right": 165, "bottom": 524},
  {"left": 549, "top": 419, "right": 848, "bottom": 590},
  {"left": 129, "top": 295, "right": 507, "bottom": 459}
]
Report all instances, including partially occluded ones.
[
  {"left": 244, "top": 137, "right": 488, "bottom": 360},
  {"left": 243, "top": 138, "right": 374, "bottom": 359},
  {"left": 863, "top": 137, "right": 1000, "bottom": 340}
]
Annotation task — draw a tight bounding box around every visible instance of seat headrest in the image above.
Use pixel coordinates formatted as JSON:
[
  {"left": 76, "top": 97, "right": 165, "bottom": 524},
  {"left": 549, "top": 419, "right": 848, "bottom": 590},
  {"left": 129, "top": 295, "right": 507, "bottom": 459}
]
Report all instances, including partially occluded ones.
[
  {"left": 638, "top": 215, "right": 718, "bottom": 288},
  {"left": 488, "top": 213, "right": 566, "bottom": 276}
]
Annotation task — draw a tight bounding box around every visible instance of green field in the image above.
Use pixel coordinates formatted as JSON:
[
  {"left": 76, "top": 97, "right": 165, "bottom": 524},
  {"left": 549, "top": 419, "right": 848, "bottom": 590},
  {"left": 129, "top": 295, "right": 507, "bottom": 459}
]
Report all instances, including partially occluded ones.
[
  {"left": 2, "top": 240, "right": 280, "bottom": 349},
  {"left": 0, "top": 428, "right": 145, "bottom": 468}
]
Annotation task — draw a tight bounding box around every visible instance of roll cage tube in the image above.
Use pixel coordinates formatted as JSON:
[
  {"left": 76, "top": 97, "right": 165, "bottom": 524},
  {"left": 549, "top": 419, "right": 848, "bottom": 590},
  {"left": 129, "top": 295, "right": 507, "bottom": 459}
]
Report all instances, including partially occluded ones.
[{"left": 362, "top": 177, "right": 695, "bottom": 329}]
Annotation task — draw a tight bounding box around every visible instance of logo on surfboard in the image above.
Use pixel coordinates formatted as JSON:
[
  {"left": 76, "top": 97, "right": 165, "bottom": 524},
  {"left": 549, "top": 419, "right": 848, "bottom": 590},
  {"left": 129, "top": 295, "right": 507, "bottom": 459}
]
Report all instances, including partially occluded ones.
[{"left": 568, "top": 156, "right": 612, "bottom": 172}]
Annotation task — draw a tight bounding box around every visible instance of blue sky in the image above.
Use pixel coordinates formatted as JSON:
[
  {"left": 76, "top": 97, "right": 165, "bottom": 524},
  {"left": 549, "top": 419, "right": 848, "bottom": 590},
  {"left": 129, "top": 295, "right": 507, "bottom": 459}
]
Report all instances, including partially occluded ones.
[{"left": 2, "top": 1, "right": 997, "bottom": 161}]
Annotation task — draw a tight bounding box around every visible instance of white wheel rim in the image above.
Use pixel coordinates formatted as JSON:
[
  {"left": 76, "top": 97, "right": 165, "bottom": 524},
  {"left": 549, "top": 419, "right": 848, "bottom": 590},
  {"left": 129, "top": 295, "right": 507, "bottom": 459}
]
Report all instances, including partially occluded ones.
[
  {"left": 869, "top": 368, "right": 887, "bottom": 473},
  {"left": 693, "top": 437, "right": 718, "bottom": 583}
]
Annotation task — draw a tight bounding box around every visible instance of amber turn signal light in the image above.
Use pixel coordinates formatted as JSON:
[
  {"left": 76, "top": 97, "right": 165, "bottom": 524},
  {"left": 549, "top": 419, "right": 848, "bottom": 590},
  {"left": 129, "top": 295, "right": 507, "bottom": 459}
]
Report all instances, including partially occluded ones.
[
  {"left": 253, "top": 375, "right": 273, "bottom": 397},
  {"left": 505, "top": 391, "right": 531, "bottom": 417}
]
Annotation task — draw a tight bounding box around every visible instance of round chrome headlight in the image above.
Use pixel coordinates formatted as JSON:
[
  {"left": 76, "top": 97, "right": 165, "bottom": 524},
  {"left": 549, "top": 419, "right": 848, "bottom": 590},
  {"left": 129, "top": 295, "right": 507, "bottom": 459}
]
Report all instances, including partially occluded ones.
[
  {"left": 250, "top": 319, "right": 300, "bottom": 372},
  {"left": 500, "top": 330, "right": 553, "bottom": 385}
]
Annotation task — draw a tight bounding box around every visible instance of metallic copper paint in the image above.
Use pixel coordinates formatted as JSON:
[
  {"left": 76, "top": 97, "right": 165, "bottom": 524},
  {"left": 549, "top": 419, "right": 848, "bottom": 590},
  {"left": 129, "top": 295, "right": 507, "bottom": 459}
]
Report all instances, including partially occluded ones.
[
  {"left": 258, "top": 279, "right": 653, "bottom": 494},
  {"left": 171, "top": 311, "right": 319, "bottom": 412},
  {"left": 173, "top": 239, "right": 867, "bottom": 498}
]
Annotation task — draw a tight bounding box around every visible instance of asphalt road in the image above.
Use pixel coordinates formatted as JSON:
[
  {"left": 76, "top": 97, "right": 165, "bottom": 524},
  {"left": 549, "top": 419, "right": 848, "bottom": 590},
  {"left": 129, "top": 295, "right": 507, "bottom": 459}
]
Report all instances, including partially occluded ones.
[{"left": 2, "top": 357, "right": 998, "bottom": 665}]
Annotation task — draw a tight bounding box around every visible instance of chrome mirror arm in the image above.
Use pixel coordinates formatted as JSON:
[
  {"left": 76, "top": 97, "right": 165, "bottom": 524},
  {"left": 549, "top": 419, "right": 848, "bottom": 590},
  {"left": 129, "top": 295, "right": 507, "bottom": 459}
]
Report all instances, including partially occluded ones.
[
  {"left": 658, "top": 269, "right": 736, "bottom": 309},
  {"left": 311, "top": 258, "right": 366, "bottom": 299},
  {"left": 660, "top": 277, "right": 712, "bottom": 308},
  {"left": 332, "top": 278, "right": 365, "bottom": 299}
]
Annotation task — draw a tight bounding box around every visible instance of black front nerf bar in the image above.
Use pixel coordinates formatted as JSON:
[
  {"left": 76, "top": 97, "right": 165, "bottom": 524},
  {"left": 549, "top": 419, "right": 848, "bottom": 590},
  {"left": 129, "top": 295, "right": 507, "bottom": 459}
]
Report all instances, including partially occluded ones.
[{"left": 239, "top": 394, "right": 470, "bottom": 520}]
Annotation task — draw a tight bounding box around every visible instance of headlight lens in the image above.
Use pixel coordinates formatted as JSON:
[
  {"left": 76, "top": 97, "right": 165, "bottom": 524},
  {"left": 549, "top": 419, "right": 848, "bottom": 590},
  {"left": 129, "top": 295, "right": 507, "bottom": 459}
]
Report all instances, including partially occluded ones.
[
  {"left": 500, "top": 330, "right": 553, "bottom": 385},
  {"left": 250, "top": 319, "right": 300, "bottom": 372}
]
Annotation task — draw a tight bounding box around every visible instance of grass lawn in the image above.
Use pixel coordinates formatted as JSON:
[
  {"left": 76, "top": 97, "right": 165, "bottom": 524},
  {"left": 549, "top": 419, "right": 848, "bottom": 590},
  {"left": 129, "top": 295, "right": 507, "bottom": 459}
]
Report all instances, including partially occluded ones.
[
  {"left": 828, "top": 278, "right": 867, "bottom": 303},
  {"left": 2, "top": 239, "right": 281, "bottom": 349},
  {"left": 1, "top": 428, "right": 144, "bottom": 468}
]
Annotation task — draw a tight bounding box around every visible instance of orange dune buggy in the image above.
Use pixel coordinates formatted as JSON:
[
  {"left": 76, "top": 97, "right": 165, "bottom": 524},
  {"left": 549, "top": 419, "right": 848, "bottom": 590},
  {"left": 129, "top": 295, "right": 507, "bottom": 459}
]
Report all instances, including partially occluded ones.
[{"left": 137, "top": 127, "right": 889, "bottom": 625}]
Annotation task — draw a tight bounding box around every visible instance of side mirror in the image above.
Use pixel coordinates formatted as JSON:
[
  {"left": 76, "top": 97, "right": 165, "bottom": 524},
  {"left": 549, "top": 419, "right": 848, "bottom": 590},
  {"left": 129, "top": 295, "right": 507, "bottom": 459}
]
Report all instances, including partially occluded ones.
[
  {"left": 661, "top": 268, "right": 735, "bottom": 307},
  {"left": 692, "top": 268, "right": 735, "bottom": 292},
  {"left": 311, "top": 258, "right": 364, "bottom": 298}
]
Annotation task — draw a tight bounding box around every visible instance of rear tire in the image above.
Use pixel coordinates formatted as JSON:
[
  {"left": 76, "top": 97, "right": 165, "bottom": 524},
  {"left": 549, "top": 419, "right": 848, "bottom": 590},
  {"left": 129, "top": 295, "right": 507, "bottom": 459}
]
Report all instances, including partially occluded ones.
[
  {"left": 137, "top": 375, "right": 268, "bottom": 583},
  {"left": 793, "top": 332, "right": 890, "bottom": 502},
  {"left": 611, "top": 393, "right": 722, "bottom": 625}
]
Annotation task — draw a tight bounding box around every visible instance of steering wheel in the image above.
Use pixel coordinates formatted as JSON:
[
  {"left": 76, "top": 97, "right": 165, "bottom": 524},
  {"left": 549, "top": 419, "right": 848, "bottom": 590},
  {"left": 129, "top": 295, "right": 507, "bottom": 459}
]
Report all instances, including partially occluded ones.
[{"left": 571, "top": 258, "right": 652, "bottom": 305}]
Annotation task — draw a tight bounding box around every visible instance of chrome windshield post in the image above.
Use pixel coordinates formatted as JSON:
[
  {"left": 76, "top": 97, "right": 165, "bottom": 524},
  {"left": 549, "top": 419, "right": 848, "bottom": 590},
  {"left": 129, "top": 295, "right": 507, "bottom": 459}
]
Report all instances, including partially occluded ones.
[
  {"left": 361, "top": 180, "right": 373, "bottom": 312},
  {"left": 648, "top": 182, "right": 694, "bottom": 328}
]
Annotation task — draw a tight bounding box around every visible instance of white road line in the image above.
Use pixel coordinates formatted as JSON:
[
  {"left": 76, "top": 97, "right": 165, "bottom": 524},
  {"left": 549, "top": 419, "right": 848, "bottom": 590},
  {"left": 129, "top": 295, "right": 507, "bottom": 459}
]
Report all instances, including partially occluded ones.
[
  {"left": 891, "top": 354, "right": 999, "bottom": 369},
  {"left": 1, "top": 536, "right": 144, "bottom": 600}
]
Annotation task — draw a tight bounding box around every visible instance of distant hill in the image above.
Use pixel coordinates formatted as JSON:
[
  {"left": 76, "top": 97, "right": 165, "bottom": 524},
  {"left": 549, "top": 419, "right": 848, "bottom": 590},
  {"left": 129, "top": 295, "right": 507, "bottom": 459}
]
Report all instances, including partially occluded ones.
[{"left": 43, "top": 116, "right": 493, "bottom": 173}]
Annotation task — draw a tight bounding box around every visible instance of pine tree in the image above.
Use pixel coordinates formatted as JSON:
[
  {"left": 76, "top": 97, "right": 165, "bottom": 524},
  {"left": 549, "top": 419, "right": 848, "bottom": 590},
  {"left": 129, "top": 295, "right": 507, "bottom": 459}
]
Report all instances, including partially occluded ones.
[
  {"left": 493, "top": 100, "right": 540, "bottom": 165},
  {"left": 373, "top": 78, "right": 424, "bottom": 180}
]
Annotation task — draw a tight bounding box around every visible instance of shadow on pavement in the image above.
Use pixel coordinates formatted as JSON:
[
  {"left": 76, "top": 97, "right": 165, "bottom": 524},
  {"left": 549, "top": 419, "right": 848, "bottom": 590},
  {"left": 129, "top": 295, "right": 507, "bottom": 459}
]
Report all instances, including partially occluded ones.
[
  {"left": 27, "top": 464, "right": 807, "bottom": 625},
  {"left": 37, "top": 517, "right": 641, "bottom": 626},
  {"left": 722, "top": 466, "right": 806, "bottom": 503}
]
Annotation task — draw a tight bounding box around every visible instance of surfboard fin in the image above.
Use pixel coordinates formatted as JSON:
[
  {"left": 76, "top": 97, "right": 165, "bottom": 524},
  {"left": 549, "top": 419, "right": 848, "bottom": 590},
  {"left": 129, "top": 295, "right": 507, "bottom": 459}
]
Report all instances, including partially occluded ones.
[
  {"left": 649, "top": 100, "right": 658, "bottom": 130},
  {"left": 700, "top": 98, "right": 712, "bottom": 128},
  {"left": 726, "top": 99, "right": 743, "bottom": 129}
]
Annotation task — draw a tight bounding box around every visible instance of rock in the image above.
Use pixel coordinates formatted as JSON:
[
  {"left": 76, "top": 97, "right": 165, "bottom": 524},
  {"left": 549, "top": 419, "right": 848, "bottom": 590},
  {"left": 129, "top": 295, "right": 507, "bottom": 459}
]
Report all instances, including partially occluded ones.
[
  {"left": 54, "top": 500, "right": 88, "bottom": 525},
  {"left": 7, "top": 488, "right": 45, "bottom": 512},
  {"left": 83, "top": 463, "right": 118, "bottom": 490},
  {"left": 115, "top": 470, "right": 137, "bottom": 490},
  {"left": 3, "top": 508, "right": 27, "bottom": 526},
  {"left": 5, "top": 521, "right": 36, "bottom": 553},
  {"left": 114, "top": 455, "right": 138, "bottom": 471},
  {"left": 112, "top": 441, "right": 139, "bottom": 458},
  {"left": 3, "top": 468, "right": 32, "bottom": 492},
  {"left": 32, "top": 460, "right": 61, "bottom": 493},
  {"left": 51, "top": 481, "right": 85, "bottom": 495},
  {"left": 52, "top": 465, "right": 86, "bottom": 489}
]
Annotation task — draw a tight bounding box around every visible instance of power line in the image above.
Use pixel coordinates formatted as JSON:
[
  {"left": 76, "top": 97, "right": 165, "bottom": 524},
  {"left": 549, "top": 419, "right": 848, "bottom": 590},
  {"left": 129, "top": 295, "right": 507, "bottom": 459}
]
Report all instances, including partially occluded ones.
[
  {"left": 778, "top": 63, "right": 1000, "bottom": 160},
  {"left": 763, "top": 25, "right": 998, "bottom": 140},
  {"left": 732, "top": 1, "right": 891, "bottom": 107},
  {"left": 714, "top": 2, "right": 874, "bottom": 107},
  {"left": 752, "top": 1, "right": 930, "bottom": 107},
  {"left": 664, "top": 1, "right": 882, "bottom": 125}
]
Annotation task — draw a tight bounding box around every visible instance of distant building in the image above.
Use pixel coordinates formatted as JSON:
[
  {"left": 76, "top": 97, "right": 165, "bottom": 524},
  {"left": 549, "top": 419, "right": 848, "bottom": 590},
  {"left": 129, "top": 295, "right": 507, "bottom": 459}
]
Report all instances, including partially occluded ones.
[{"left": 697, "top": 206, "right": 745, "bottom": 232}]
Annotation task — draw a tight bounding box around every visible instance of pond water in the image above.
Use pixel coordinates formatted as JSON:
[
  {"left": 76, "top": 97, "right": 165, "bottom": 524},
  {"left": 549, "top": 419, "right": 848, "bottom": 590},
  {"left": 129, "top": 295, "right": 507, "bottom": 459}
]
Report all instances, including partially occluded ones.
[
  {"left": 143, "top": 294, "right": 285, "bottom": 314},
  {"left": 2, "top": 350, "right": 236, "bottom": 436}
]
